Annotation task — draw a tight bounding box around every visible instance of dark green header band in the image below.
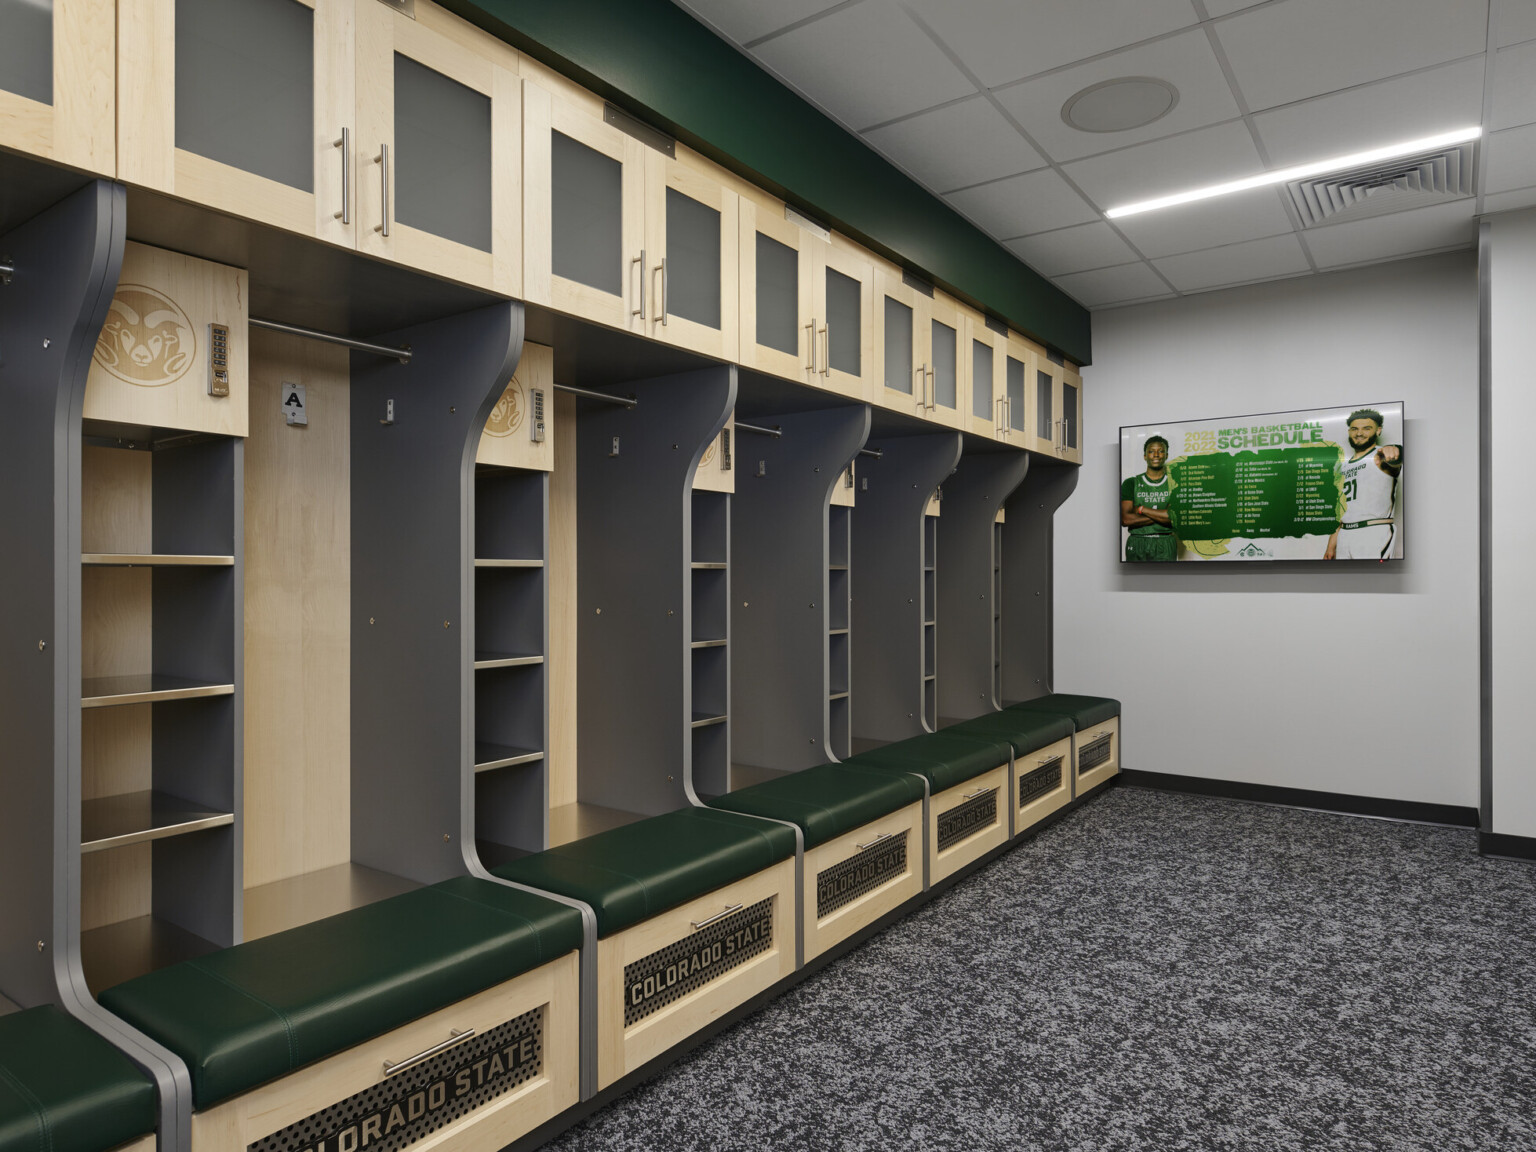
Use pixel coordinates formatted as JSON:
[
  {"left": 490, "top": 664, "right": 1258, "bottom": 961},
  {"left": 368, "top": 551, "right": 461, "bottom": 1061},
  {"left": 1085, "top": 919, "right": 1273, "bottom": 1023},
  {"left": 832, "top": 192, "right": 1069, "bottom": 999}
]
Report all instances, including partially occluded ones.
[{"left": 445, "top": 0, "right": 1092, "bottom": 365}]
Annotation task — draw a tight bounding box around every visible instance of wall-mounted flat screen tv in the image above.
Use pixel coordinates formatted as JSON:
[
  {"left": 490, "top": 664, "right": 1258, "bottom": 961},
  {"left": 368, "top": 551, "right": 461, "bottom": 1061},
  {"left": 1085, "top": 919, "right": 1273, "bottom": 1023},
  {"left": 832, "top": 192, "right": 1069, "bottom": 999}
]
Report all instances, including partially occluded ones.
[{"left": 1120, "top": 402, "right": 1404, "bottom": 563}]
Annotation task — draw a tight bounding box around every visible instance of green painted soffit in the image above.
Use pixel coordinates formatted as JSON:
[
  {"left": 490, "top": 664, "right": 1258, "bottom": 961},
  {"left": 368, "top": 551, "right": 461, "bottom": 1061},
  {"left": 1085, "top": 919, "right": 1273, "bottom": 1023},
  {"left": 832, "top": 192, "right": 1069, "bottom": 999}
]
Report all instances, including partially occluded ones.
[{"left": 443, "top": 0, "right": 1092, "bottom": 365}]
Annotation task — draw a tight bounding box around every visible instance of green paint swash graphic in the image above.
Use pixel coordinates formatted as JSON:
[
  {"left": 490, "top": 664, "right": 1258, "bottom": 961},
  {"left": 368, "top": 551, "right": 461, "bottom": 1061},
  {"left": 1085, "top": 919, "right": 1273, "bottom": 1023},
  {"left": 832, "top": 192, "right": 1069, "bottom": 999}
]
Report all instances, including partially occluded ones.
[{"left": 1167, "top": 445, "right": 1345, "bottom": 543}]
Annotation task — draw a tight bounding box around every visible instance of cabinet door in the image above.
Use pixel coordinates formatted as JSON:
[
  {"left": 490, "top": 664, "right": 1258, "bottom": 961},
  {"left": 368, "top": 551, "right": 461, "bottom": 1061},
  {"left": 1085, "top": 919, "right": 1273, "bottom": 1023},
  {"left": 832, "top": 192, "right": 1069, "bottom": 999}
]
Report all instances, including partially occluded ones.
[
  {"left": 0, "top": 0, "right": 114, "bottom": 172},
  {"left": 119, "top": 0, "right": 355, "bottom": 247},
  {"left": 1003, "top": 345, "right": 1027, "bottom": 442},
  {"left": 738, "top": 197, "right": 815, "bottom": 383},
  {"left": 1059, "top": 365, "right": 1084, "bottom": 464},
  {"left": 870, "top": 267, "right": 927, "bottom": 417},
  {"left": 1027, "top": 358, "right": 1059, "bottom": 455},
  {"left": 356, "top": 2, "right": 519, "bottom": 294},
  {"left": 643, "top": 151, "right": 739, "bottom": 361},
  {"left": 812, "top": 240, "right": 873, "bottom": 401},
  {"left": 523, "top": 81, "right": 646, "bottom": 331},
  {"left": 925, "top": 294, "right": 966, "bottom": 431},
  {"left": 964, "top": 317, "right": 1007, "bottom": 441}
]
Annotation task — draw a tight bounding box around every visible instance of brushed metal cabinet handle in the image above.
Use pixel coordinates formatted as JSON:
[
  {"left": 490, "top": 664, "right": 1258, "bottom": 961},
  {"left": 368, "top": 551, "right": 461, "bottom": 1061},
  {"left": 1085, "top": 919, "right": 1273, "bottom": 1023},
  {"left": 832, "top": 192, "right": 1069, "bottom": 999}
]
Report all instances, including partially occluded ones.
[
  {"left": 373, "top": 144, "right": 390, "bottom": 236},
  {"left": 690, "top": 903, "right": 744, "bottom": 930},
  {"left": 334, "top": 127, "right": 350, "bottom": 224},
  {"left": 383, "top": 1028, "right": 474, "bottom": 1078}
]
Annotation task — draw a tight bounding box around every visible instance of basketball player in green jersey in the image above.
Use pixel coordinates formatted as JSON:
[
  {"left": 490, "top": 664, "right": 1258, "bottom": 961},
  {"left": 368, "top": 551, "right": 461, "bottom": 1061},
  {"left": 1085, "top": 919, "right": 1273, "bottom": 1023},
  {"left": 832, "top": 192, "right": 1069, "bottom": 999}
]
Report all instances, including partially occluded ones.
[{"left": 1121, "top": 435, "right": 1177, "bottom": 562}]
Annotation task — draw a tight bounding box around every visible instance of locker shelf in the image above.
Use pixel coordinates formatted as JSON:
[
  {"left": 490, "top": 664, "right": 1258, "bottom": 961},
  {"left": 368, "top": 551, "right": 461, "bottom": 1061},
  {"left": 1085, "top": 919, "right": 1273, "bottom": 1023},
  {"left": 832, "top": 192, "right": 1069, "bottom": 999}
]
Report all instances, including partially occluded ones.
[
  {"left": 81, "top": 674, "right": 235, "bottom": 708},
  {"left": 81, "top": 916, "right": 220, "bottom": 998},
  {"left": 244, "top": 863, "right": 421, "bottom": 942},
  {"left": 80, "top": 791, "right": 233, "bottom": 853},
  {"left": 473, "top": 651, "right": 544, "bottom": 670},
  {"left": 473, "top": 558, "right": 544, "bottom": 568},
  {"left": 82, "top": 554, "right": 234, "bottom": 567},
  {"left": 691, "top": 711, "right": 728, "bottom": 728},
  {"left": 474, "top": 743, "right": 545, "bottom": 771}
]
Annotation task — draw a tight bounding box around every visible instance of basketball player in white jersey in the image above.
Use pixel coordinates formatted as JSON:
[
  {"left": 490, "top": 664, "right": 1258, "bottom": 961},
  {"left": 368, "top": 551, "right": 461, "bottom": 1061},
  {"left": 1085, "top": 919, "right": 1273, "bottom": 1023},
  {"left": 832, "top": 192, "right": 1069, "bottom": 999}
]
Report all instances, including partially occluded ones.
[{"left": 1324, "top": 409, "right": 1401, "bottom": 560}]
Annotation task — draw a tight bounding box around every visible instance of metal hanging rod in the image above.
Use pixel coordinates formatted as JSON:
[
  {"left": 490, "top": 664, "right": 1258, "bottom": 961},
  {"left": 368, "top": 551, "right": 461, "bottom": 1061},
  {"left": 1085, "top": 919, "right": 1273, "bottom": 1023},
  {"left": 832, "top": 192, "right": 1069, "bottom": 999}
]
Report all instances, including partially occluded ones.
[
  {"left": 0, "top": 260, "right": 13, "bottom": 285},
  {"left": 858, "top": 447, "right": 883, "bottom": 460},
  {"left": 249, "top": 317, "right": 412, "bottom": 363},
  {"left": 553, "top": 383, "right": 637, "bottom": 408},
  {"left": 735, "top": 422, "right": 782, "bottom": 438}
]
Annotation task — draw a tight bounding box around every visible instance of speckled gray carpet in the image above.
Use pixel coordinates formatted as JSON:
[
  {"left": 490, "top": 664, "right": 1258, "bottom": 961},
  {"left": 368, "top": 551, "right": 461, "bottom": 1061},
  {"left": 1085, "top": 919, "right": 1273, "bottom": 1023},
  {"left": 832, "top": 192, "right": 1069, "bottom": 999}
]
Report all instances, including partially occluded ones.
[{"left": 541, "top": 787, "right": 1536, "bottom": 1151}]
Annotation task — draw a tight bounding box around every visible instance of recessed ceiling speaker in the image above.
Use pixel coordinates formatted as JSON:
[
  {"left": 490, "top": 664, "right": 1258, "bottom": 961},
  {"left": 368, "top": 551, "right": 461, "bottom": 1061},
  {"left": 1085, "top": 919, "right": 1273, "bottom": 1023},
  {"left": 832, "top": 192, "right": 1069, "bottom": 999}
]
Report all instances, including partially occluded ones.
[{"left": 1062, "top": 77, "right": 1178, "bottom": 133}]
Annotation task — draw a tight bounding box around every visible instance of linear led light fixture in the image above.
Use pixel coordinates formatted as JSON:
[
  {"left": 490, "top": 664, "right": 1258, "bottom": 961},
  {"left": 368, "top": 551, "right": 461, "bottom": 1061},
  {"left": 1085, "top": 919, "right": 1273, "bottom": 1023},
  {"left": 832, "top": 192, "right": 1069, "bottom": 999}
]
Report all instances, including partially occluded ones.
[{"left": 1104, "top": 126, "right": 1483, "bottom": 219}]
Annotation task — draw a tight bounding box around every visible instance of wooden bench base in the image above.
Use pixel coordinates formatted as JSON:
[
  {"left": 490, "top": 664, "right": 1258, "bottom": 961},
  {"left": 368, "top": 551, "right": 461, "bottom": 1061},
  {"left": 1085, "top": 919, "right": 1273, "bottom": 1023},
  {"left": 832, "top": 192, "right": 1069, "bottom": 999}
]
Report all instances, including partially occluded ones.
[
  {"left": 803, "top": 801, "right": 924, "bottom": 961},
  {"left": 929, "top": 763, "right": 1011, "bottom": 884},
  {"left": 1074, "top": 717, "right": 1120, "bottom": 795},
  {"left": 190, "top": 952, "right": 579, "bottom": 1152},
  {"left": 1014, "top": 735, "right": 1073, "bottom": 836},
  {"left": 597, "top": 858, "right": 795, "bottom": 1089}
]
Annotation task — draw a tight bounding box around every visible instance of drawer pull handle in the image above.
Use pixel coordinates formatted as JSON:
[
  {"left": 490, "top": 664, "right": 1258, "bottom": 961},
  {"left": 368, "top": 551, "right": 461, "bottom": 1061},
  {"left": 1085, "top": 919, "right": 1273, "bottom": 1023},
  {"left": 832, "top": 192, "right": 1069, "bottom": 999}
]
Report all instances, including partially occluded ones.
[
  {"left": 963, "top": 787, "right": 993, "bottom": 800},
  {"left": 690, "top": 902, "right": 744, "bottom": 930},
  {"left": 855, "top": 831, "right": 894, "bottom": 851},
  {"left": 383, "top": 1028, "right": 475, "bottom": 1078}
]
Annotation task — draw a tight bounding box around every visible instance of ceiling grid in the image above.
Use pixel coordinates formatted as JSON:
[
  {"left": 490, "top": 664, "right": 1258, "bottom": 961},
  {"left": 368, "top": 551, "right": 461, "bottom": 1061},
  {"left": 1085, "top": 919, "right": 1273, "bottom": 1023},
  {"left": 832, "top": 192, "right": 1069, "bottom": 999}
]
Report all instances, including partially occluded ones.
[{"left": 677, "top": 0, "right": 1524, "bottom": 309}]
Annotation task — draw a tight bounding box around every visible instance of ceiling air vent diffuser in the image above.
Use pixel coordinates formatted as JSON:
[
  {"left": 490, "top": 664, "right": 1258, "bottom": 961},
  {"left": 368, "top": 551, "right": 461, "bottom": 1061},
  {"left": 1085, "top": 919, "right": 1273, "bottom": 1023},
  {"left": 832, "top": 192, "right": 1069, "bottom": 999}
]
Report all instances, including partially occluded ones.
[{"left": 1285, "top": 140, "right": 1477, "bottom": 227}]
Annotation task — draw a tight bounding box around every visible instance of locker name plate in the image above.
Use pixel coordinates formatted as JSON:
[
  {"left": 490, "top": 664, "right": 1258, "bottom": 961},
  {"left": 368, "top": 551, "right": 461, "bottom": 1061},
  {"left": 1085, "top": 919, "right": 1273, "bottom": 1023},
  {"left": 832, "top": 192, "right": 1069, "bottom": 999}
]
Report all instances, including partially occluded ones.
[
  {"left": 1018, "top": 759, "right": 1062, "bottom": 807},
  {"left": 937, "top": 789, "right": 997, "bottom": 852},
  {"left": 624, "top": 899, "right": 773, "bottom": 1027},
  {"left": 1078, "top": 735, "right": 1112, "bottom": 774},
  {"left": 816, "top": 831, "right": 908, "bottom": 919},
  {"left": 249, "top": 1007, "right": 542, "bottom": 1152}
]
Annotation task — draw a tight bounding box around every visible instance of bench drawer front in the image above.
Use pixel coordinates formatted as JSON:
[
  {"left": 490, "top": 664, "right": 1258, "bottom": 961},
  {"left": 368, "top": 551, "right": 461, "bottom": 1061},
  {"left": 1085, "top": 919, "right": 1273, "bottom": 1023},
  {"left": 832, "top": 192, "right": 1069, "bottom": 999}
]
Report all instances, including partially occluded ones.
[
  {"left": 597, "top": 858, "right": 795, "bottom": 1088},
  {"left": 929, "top": 763, "right": 1010, "bottom": 884},
  {"left": 191, "top": 952, "right": 579, "bottom": 1152},
  {"left": 1014, "top": 736, "right": 1072, "bottom": 835},
  {"left": 803, "top": 801, "right": 923, "bottom": 961},
  {"left": 1074, "top": 717, "right": 1120, "bottom": 795}
]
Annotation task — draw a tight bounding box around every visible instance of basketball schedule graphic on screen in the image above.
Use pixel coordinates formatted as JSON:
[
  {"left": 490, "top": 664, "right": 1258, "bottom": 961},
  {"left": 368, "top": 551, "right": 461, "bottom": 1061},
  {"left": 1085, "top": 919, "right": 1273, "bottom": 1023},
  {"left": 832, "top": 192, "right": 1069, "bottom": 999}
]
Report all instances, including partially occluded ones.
[{"left": 1120, "top": 403, "right": 1404, "bottom": 563}]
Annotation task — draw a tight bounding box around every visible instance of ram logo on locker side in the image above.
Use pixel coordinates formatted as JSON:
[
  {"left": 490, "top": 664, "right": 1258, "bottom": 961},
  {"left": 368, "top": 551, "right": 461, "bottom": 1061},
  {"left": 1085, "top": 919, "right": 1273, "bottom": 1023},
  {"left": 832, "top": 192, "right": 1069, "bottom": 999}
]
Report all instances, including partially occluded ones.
[
  {"left": 484, "top": 375, "right": 526, "bottom": 437},
  {"left": 93, "top": 286, "right": 195, "bottom": 388}
]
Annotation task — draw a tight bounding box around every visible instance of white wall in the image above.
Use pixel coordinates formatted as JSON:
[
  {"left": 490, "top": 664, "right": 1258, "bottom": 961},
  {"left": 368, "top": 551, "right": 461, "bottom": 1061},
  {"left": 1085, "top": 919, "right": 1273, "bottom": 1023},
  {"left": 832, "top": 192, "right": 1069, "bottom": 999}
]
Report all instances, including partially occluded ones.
[
  {"left": 1055, "top": 251, "right": 1479, "bottom": 808},
  {"left": 1489, "top": 209, "right": 1536, "bottom": 837}
]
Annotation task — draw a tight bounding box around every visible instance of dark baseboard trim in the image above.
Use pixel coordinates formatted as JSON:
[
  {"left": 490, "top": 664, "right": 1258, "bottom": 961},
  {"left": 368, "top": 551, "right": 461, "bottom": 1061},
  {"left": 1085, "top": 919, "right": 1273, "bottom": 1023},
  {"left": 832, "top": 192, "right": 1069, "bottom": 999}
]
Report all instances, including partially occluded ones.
[
  {"left": 1117, "top": 769, "right": 1479, "bottom": 829},
  {"left": 1479, "top": 831, "right": 1536, "bottom": 861}
]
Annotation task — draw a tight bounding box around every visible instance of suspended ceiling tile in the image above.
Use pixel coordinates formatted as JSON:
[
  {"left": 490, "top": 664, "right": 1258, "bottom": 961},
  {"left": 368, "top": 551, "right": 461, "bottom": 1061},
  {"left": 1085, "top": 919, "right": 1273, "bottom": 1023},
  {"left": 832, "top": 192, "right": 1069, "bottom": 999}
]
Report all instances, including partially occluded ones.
[
  {"left": 903, "top": 0, "right": 1200, "bottom": 89},
  {"left": 863, "top": 97, "right": 1045, "bottom": 194},
  {"left": 1304, "top": 198, "right": 1477, "bottom": 268},
  {"left": 1491, "top": 42, "right": 1536, "bottom": 130},
  {"left": 1113, "top": 187, "right": 1295, "bottom": 258},
  {"left": 1482, "top": 186, "right": 1536, "bottom": 215},
  {"left": 1494, "top": 0, "right": 1536, "bottom": 48},
  {"left": 994, "top": 30, "right": 1241, "bottom": 165},
  {"left": 1006, "top": 222, "right": 1140, "bottom": 277},
  {"left": 750, "top": 0, "right": 977, "bottom": 131},
  {"left": 1152, "top": 233, "right": 1311, "bottom": 291},
  {"left": 1214, "top": 0, "right": 1488, "bottom": 112},
  {"left": 1252, "top": 57, "right": 1486, "bottom": 167},
  {"left": 1053, "top": 261, "right": 1172, "bottom": 308},
  {"left": 1062, "top": 120, "right": 1262, "bottom": 210},
  {"left": 1485, "top": 123, "right": 1536, "bottom": 193},
  {"left": 673, "top": 0, "right": 847, "bottom": 46},
  {"left": 944, "top": 167, "right": 1100, "bottom": 238},
  {"left": 1202, "top": 0, "right": 1268, "bottom": 16}
]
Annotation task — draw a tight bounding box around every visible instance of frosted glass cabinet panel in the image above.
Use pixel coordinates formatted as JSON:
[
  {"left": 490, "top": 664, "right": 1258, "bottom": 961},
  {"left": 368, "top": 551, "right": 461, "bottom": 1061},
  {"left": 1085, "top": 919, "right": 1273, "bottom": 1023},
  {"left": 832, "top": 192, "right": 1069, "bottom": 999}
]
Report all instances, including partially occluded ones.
[
  {"left": 120, "top": 0, "right": 354, "bottom": 247},
  {"left": 813, "top": 241, "right": 872, "bottom": 400},
  {"left": 524, "top": 77, "right": 646, "bottom": 331},
  {"left": 965, "top": 318, "right": 1008, "bottom": 441},
  {"left": 1026, "top": 353, "right": 1083, "bottom": 461},
  {"left": 357, "top": 0, "right": 520, "bottom": 293},
  {"left": 1005, "top": 352, "right": 1027, "bottom": 438},
  {"left": 0, "top": 0, "right": 113, "bottom": 172},
  {"left": 1059, "top": 366, "right": 1084, "bottom": 464},
  {"left": 924, "top": 296, "right": 966, "bottom": 431},
  {"left": 739, "top": 195, "right": 814, "bottom": 382},
  {"left": 871, "top": 266, "right": 927, "bottom": 416},
  {"left": 643, "top": 149, "right": 740, "bottom": 361}
]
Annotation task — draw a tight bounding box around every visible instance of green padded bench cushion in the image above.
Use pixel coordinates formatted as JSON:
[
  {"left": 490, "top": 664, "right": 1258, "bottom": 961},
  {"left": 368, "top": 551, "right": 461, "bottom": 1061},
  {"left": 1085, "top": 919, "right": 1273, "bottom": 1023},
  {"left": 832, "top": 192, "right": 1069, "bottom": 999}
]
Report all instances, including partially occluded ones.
[
  {"left": 98, "top": 877, "right": 582, "bottom": 1112},
  {"left": 708, "top": 763, "right": 926, "bottom": 849},
  {"left": 1006, "top": 693, "right": 1120, "bottom": 730},
  {"left": 943, "top": 710, "right": 1074, "bottom": 754},
  {"left": 494, "top": 807, "right": 797, "bottom": 938},
  {"left": 0, "top": 1005, "right": 156, "bottom": 1152},
  {"left": 844, "top": 731, "right": 1012, "bottom": 794}
]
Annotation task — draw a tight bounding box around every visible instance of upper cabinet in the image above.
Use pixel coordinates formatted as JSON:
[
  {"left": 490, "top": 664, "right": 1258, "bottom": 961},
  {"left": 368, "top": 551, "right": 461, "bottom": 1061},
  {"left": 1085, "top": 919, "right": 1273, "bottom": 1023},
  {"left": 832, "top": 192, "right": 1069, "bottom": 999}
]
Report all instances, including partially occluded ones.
[
  {"left": 964, "top": 315, "right": 1007, "bottom": 443},
  {"left": 1002, "top": 341, "right": 1028, "bottom": 444},
  {"left": 1059, "top": 362, "right": 1083, "bottom": 464},
  {"left": 355, "top": 0, "right": 521, "bottom": 294},
  {"left": 118, "top": 0, "right": 518, "bottom": 293},
  {"left": 0, "top": 0, "right": 115, "bottom": 173},
  {"left": 871, "top": 268, "right": 965, "bottom": 431},
  {"left": 641, "top": 149, "right": 740, "bottom": 361},
  {"left": 1027, "top": 353, "right": 1083, "bottom": 462},
  {"left": 739, "top": 193, "right": 871, "bottom": 401}
]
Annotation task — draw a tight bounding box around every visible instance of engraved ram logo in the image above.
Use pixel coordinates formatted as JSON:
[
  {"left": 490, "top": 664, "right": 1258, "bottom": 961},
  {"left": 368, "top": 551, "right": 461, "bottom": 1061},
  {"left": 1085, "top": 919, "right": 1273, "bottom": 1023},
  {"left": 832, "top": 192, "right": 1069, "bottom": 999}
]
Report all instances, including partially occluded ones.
[
  {"left": 93, "top": 286, "right": 195, "bottom": 387},
  {"left": 484, "top": 374, "right": 525, "bottom": 437}
]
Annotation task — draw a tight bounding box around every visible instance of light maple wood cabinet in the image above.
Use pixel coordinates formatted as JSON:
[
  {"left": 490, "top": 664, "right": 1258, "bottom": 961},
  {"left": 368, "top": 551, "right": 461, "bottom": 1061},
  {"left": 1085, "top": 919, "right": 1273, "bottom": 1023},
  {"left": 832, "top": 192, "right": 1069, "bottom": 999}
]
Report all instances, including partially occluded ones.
[
  {"left": 1027, "top": 352, "right": 1083, "bottom": 462},
  {"left": 871, "top": 267, "right": 965, "bottom": 430},
  {"left": 963, "top": 314, "right": 1008, "bottom": 443},
  {"left": 0, "top": 0, "right": 115, "bottom": 174},
  {"left": 118, "top": 0, "right": 518, "bottom": 293}
]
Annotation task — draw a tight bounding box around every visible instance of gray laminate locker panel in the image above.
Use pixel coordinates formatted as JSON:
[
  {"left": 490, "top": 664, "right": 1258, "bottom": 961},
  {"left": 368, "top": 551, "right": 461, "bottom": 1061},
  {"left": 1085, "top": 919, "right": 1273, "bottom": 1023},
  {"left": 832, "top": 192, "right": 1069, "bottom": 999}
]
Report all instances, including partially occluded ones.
[{"left": 1000, "top": 459, "right": 1078, "bottom": 703}]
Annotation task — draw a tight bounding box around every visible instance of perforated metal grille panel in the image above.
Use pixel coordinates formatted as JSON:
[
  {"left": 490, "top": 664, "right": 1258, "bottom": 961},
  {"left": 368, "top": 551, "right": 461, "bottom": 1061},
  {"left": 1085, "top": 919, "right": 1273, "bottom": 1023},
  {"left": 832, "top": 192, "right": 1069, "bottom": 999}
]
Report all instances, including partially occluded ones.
[
  {"left": 1019, "top": 758, "right": 1063, "bottom": 807},
  {"left": 1079, "top": 735, "right": 1113, "bottom": 774},
  {"left": 623, "top": 899, "right": 773, "bottom": 1027},
  {"left": 937, "top": 788, "right": 998, "bottom": 852},
  {"left": 249, "top": 1007, "right": 543, "bottom": 1152},
  {"left": 816, "top": 831, "right": 908, "bottom": 920}
]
